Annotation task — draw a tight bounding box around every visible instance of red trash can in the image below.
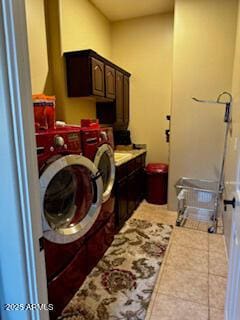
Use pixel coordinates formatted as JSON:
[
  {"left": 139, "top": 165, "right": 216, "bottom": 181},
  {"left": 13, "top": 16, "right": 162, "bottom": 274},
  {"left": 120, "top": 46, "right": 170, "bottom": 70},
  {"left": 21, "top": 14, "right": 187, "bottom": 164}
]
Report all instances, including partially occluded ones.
[{"left": 145, "top": 163, "right": 168, "bottom": 205}]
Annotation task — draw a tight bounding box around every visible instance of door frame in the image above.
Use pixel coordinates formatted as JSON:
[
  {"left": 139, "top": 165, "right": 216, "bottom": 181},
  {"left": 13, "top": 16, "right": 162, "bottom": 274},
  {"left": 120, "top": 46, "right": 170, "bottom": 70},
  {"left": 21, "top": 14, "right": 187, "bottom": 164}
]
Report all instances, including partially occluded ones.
[
  {"left": 225, "top": 192, "right": 240, "bottom": 320},
  {"left": 0, "top": 1, "right": 48, "bottom": 319}
]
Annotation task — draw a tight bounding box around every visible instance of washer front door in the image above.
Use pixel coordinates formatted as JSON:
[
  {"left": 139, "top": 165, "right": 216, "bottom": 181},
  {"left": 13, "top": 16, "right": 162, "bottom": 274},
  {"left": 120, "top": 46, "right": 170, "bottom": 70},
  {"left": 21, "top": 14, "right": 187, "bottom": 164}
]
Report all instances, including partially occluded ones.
[
  {"left": 40, "top": 154, "right": 103, "bottom": 244},
  {"left": 94, "top": 144, "right": 115, "bottom": 203}
]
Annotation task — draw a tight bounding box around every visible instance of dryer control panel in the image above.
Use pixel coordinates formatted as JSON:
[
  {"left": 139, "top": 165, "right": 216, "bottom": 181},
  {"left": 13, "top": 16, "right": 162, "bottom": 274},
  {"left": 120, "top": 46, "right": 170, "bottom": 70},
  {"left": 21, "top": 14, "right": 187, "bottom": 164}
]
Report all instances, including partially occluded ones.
[{"left": 36, "top": 127, "right": 82, "bottom": 170}]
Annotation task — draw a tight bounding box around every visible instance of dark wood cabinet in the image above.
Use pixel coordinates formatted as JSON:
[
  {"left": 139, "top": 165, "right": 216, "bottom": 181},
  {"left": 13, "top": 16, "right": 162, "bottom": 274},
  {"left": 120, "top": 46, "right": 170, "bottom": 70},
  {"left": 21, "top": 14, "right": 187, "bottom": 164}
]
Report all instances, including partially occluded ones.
[
  {"left": 91, "top": 57, "right": 105, "bottom": 97},
  {"left": 115, "top": 71, "right": 124, "bottom": 125},
  {"left": 64, "top": 50, "right": 131, "bottom": 128},
  {"left": 115, "top": 176, "right": 128, "bottom": 228},
  {"left": 64, "top": 50, "right": 130, "bottom": 101},
  {"left": 135, "top": 168, "right": 145, "bottom": 207},
  {"left": 64, "top": 54, "right": 105, "bottom": 98},
  {"left": 127, "top": 171, "right": 137, "bottom": 216},
  {"left": 114, "top": 72, "right": 130, "bottom": 130},
  {"left": 123, "top": 75, "right": 129, "bottom": 129},
  {"left": 114, "top": 152, "right": 146, "bottom": 231},
  {"left": 105, "top": 65, "right": 115, "bottom": 99},
  {"left": 64, "top": 53, "right": 90, "bottom": 97}
]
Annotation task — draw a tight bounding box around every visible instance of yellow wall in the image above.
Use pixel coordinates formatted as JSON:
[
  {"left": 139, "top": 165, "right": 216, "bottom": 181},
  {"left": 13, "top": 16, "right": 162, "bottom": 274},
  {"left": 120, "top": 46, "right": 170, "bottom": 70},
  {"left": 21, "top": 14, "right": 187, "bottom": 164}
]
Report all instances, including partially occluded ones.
[
  {"left": 112, "top": 13, "right": 174, "bottom": 163},
  {"left": 26, "top": 1, "right": 173, "bottom": 145},
  {"left": 168, "top": 0, "right": 238, "bottom": 210},
  {"left": 60, "top": 0, "right": 111, "bottom": 59},
  {"left": 224, "top": 0, "right": 240, "bottom": 252},
  {"left": 26, "top": 0, "right": 238, "bottom": 213},
  {"left": 43, "top": 0, "right": 112, "bottom": 123},
  {"left": 25, "top": 0, "right": 51, "bottom": 93}
]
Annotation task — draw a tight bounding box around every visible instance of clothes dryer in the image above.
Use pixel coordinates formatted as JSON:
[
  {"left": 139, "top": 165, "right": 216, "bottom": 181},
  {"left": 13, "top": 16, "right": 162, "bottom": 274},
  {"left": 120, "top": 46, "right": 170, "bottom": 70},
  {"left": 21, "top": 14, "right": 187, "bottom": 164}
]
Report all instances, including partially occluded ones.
[
  {"left": 80, "top": 124, "right": 116, "bottom": 272},
  {"left": 80, "top": 125, "right": 115, "bottom": 203}
]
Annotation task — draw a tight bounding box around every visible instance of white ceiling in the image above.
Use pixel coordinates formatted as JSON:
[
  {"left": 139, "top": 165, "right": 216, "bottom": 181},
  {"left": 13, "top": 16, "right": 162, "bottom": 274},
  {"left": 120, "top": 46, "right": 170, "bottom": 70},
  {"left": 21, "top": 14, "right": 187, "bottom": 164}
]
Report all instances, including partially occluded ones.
[{"left": 89, "top": 0, "right": 174, "bottom": 22}]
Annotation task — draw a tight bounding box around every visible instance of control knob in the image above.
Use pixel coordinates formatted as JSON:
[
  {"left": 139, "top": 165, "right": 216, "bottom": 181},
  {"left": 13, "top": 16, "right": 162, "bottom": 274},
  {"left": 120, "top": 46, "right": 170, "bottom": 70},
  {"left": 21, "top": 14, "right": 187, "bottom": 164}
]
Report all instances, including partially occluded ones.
[{"left": 54, "top": 135, "right": 65, "bottom": 147}]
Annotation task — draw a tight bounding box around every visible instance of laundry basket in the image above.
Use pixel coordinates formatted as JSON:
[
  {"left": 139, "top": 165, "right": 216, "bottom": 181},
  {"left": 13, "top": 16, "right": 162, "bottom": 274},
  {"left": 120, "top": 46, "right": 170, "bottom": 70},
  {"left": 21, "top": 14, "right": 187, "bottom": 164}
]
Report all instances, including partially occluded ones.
[{"left": 175, "top": 177, "right": 222, "bottom": 233}]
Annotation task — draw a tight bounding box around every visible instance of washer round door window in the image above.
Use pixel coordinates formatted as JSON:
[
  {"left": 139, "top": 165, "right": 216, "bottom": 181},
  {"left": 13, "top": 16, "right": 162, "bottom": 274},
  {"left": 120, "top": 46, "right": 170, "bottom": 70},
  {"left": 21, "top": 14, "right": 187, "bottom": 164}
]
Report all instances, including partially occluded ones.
[
  {"left": 40, "top": 155, "right": 103, "bottom": 243},
  {"left": 94, "top": 144, "right": 115, "bottom": 203}
]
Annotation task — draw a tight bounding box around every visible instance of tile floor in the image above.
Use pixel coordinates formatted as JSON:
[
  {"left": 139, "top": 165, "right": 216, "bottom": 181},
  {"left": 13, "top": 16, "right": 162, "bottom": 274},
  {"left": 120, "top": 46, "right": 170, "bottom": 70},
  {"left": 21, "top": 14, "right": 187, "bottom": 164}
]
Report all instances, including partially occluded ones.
[{"left": 132, "top": 201, "right": 228, "bottom": 320}]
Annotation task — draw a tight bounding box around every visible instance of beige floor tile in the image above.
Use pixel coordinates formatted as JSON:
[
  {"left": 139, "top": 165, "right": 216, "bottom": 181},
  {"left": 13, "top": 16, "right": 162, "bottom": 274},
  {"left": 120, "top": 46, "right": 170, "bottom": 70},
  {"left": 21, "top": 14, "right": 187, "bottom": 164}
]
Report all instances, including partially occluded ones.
[
  {"left": 209, "top": 251, "right": 228, "bottom": 277},
  {"left": 166, "top": 243, "right": 208, "bottom": 273},
  {"left": 209, "top": 275, "right": 227, "bottom": 310},
  {"left": 183, "top": 219, "right": 210, "bottom": 232},
  {"left": 195, "top": 222, "right": 211, "bottom": 232},
  {"left": 137, "top": 201, "right": 162, "bottom": 211},
  {"left": 158, "top": 266, "right": 208, "bottom": 305},
  {"left": 132, "top": 202, "right": 228, "bottom": 318},
  {"left": 132, "top": 210, "right": 158, "bottom": 222},
  {"left": 133, "top": 210, "right": 177, "bottom": 225},
  {"left": 209, "top": 308, "right": 224, "bottom": 320},
  {"left": 172, "top": 227, "right": 209, "bottom": 251},
  {"left": 144, "top": 290, "right": 158, "bottom": 320},
  {"left": 216, "top": 226, "right": 224, "bottom": 235},
  {"left": 144, "top": 229, "right": 175, "bottom": 320},
  {"left": 209, "top": 234, "right": 226, "bottom": 255},
  {"left": 136, "top": 201, "right": 177, "bottom": 214},
  {"left": 136, "top": 205, "right": 157, "bottom": 213},
  {"left": 150, "top": 294, "right": 208, "bottom": 320},
  {"left": 176, "top": 218, "right": 223, "bottom": 234},
  {"left": 218, "top": 218, "right": 224, "bottom": 227},
  {"left": 134, "top": 207, "right": 174, "bottom": 216},
  {"left": 132, "top": 210, "right": 152, "bottom": 220}
]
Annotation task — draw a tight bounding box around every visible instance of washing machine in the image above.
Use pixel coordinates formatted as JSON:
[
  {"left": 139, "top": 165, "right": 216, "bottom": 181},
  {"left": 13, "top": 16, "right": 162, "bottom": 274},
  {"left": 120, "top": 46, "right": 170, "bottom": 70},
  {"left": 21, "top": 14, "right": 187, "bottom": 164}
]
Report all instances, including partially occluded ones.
[
  {"left": 80, "top": 123, "right": 116, "bottom": 272},
  {"left": 36, "top": 126, "right": 103, "bottom": 319}
]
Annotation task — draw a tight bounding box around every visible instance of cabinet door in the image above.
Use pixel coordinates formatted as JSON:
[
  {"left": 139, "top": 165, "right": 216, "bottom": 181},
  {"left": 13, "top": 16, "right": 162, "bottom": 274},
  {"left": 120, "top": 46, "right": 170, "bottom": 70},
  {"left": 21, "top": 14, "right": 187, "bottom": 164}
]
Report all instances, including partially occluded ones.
[
  {"left": 91, "top": 57, "right": 105, "bottom": 96},
  {"left": 128, "top": 171, "right": 137, "bottom": 217},
  {"left": 115, "top": 177, "right": 128, "bottom": 230},
  {"left": 135, "top": 168, "right": 145, "bottom": 208},
  {"left": 123, "top": 75, "right": 129, "bottom": 129},
  {"left": 115, "top": 71, "right": 124, "bottom": 126},
  {"left": 105, "top": 65, "right": 116, "bottom": 99}
]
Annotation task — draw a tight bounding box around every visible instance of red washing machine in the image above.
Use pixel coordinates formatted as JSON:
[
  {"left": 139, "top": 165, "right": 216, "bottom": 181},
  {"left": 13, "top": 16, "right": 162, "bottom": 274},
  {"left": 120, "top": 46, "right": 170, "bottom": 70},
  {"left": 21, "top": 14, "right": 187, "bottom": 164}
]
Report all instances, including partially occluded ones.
[
  {"left": 80, "top": 122, "right": 116, "bottom": 272},
  {"left": 36, "top": 126, "right": 103, "bottom": 319}
]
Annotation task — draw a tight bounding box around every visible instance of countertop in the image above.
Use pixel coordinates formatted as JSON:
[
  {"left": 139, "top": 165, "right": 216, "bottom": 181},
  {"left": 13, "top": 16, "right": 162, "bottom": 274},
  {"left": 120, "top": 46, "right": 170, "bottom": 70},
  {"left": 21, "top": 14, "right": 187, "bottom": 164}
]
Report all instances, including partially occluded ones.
[{"left": 114, "top": 149, "right": 146, "bottom": 167}]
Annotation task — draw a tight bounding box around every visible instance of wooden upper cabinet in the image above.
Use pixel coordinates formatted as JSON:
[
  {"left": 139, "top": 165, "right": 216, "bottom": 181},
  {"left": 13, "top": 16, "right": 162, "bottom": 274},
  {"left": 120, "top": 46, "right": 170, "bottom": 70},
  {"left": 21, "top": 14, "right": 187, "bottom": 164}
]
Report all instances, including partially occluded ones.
[
  {"left": 115, "top": 71, "right": 124, "bottom": 125},
  {"left": 123, "top": 75, "right": 129, "bottom": 129},
  {"left": 105, "top": 65, "right": 115, "bottom": 99},
  {"left": 91, "top": 57, "right": 104, "bottom": 97},
  {"left": 114, "top": 72, "right": 130, "bottom": 130},
  {"left": 64, "top": 50, "right": 130, "bottom": 117}
]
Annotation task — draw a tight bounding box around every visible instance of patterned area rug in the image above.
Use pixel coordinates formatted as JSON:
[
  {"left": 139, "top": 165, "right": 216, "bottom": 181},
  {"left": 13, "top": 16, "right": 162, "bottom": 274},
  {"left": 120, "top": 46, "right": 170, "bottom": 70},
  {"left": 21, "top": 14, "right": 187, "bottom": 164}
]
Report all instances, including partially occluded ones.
[{"left": 59, "top": 219, "right": 173, "bottom": 320}]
